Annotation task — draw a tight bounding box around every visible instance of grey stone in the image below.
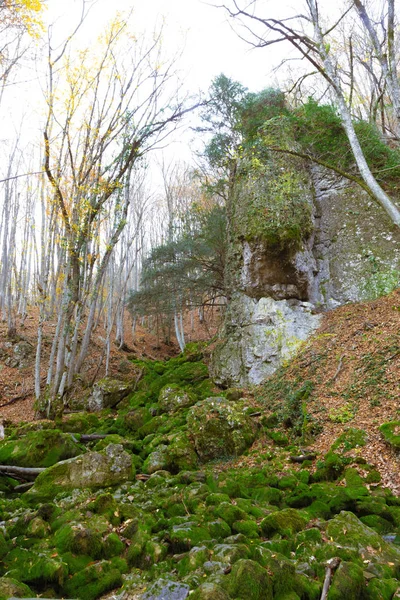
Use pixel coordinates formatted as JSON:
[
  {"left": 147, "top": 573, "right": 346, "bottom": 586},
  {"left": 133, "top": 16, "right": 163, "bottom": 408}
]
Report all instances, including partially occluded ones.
[
  {"left": 211, "top": 293, "right": 321, "bottom": 387},
  {"left": 141, "top": 579, "right": 190, "bottom": 600},
  {"left": 87, "top": 377, "right": 133, "bottom": 411}
]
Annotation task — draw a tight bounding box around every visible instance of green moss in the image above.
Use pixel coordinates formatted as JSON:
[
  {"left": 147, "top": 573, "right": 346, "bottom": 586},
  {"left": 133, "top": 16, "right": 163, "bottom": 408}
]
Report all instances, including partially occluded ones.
[
  {"left": 169, "top": 522, "right": 211, "bottom": 552},
  {"left": 232, "top": 519, "right": 260, "bottom": 538},
  {"left": 0, "top": 532, "right": 9, "bottom": 560},
  {"left": 267, "top": 430, "right": 290, "bottom": 447},
  {"left": 225, "top": 558, "right": 273, "bottom": 600},
  {"left": 331, "top": 428, "right": 367, "bottom": 452},
  {"left": 61, "top": 551, "right": 93, "bottom": 575},
  {"left": 366, "top": 578, "right": 400, "bottom": 600},
  {"left": 87, "top": 493, "right": 120, "bottom": 525},
  {"left": 260, "top": 508, "right": 308, "bottom": 537},
  {"left": 61, "top": 413, "right": 100, "bottom": 433},
  {"left": 3, "top": 547, "right": 68, "bottom": 586},
  {"left": 312, "top": 451, "right": 348, "bottom": 482},
  {"left": 54, "top": 522, "right": 105, "bottom": 559},
  {"left": 26, "top": 516, "right": 51, "bottom": 538},
  {"left": 0, "top": 429, "right": 83, "bottom": 467},
  {"left": 190, "top": 582, "right": 230, "bottom": 599},
  {"left": 0, "top": 577, "right": 34, "bottom": 600},
  {"left": 63, "top": 560, "right": 123, "bottom": 600},
  {"left": 215, "top": 502, "right": 249, "bottom": 527},
  {"left": 103, "top": 533, "right": 125, "bottom": 558},
  {"left": 359, "top": 514, "right": 393, "bottom": 534},
  {"left": 365, "top": 469, "right": 381, "bottom": 484},
  {"left": 208, "top": 519, "right": 232, "bottom": 539},
  {"left": 328, "top": 561, "right": 364, "bottom": 600},
  {"left": 380, "top": 421, "right": 400, "bottom": 449}
]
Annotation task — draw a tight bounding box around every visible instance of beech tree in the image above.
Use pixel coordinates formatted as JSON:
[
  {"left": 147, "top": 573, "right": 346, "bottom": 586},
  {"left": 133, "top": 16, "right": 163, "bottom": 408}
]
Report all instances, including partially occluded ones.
[
  {"left": 36, "top": 14, "right": 198, "bottom": 416},
  {"left": 223, "top": 0, "right": 400, "bottom": 227}
]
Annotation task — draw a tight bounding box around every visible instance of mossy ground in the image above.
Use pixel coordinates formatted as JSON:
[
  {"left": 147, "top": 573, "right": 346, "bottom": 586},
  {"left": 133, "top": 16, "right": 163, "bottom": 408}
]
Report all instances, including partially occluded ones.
[{"left": 1, "top": 339, "right": 400, "bottom": 599}]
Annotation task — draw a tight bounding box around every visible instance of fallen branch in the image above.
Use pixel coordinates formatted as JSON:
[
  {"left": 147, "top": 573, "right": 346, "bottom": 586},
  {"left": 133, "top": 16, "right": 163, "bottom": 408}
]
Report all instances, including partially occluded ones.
[
  {"left": 0, "top": 465, "right": 45, "bottom": 478},
  {"left": 14, "top": 482, "right": 35, "bottom": 492},
  {"left": 79, "top": 434, "right": 108, "bottom": 442},
  {"left": 320, "top": 557, "right": 341, "bottom": 600}
]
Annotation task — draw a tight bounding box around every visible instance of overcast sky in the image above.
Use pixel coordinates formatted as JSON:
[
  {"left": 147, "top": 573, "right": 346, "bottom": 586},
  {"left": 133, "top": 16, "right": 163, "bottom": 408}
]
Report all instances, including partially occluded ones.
[{"left": 3, "top": 0, "right": 344, "bottom": 173}]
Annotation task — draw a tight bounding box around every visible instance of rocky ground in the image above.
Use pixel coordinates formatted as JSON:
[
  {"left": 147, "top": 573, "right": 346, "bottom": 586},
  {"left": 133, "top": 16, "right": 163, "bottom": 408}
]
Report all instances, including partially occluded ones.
[{"left": 0, "top": 293, "right": 400, "bottom": 599}]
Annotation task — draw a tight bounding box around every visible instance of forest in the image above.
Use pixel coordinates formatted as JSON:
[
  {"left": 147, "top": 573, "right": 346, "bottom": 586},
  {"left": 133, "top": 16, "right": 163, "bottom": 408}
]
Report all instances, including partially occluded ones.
[{"left": 1, "top": 1, "right": 400, "bottom": 599}]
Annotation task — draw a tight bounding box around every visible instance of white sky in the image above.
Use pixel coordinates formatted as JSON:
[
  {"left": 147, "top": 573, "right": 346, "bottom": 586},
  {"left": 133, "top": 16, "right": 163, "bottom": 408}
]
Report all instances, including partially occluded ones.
[{"left": 2, "top": 0, "right": 345, "bottom": 174}]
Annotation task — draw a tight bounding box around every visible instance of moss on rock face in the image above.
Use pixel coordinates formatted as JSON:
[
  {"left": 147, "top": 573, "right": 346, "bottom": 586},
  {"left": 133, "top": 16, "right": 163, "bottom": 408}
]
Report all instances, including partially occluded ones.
[
  {"left": 187, "top": 397, "right": 257, "bottom": 461},
  {"left": 0, "top": 429, "right": 83, "bottom": 467},
  {"left": 27, "top": 444, "right": 134, "bottom": 499},
  {"left": 225, "top": 558, "right": 273, "bottom": 600}
]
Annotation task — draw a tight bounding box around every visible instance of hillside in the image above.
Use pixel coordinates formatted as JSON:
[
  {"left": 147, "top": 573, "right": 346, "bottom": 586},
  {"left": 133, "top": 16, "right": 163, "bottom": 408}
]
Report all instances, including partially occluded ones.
[
  {"left": 0, "top": 292, "right": 400, "bottom": 599},
  {"left": 256, "top": 289, "right": 400, "bottom": 494}
]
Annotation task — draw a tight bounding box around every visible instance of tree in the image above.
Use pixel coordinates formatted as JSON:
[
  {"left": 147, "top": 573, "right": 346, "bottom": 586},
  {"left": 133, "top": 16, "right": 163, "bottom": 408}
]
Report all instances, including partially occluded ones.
[
  {"left": 128, "top": 202, "right": 226, "bottom": 347},
  {"left": 37, "top": 13, "right": 198, "bottom": 415},
  {"left": 0, "top": 0, "right": 44, "bottom": 88},
  {"left": 223, "top": 0, "right": 400, "bottom": 227}
]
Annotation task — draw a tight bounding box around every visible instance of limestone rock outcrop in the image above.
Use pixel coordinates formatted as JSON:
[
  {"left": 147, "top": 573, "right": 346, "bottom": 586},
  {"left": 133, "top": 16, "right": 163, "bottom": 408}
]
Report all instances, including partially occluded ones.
[{"left": 212, "top": 165, "right": 400, "bottom": 386}]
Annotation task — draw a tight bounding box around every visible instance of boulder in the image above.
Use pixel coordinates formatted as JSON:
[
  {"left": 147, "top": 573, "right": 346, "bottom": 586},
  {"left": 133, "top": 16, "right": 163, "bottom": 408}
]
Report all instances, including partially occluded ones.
[
  {"left": 225, "top": 559, "right": 273, "bottom": 600},
  {"left": 158, "top": 384, "right": 196, "bottom": 413},
  {"left": 0, "top": 429, "right": 83, "bottom": 468},
  {"left": 0, "top": 577, "right": 33, "bottom": 599},
  {"left": 28, "top": 444, "right": 134, "bottom": 498},
  {"left": 211, "top": 293, "right": 321, "bottom": 387},
  {"left": 141, "top": 579, "right": 190, "bottom": 600},
  {"left": 87, "top": 378, "right": 134, "bottom": 411},
  {"left": 187, "top": 397, "right": 257, "bottom": 461}
]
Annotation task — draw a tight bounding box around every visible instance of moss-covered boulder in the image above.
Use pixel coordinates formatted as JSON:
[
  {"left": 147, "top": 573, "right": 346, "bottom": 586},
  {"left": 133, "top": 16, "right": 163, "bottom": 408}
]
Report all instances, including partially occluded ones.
[
  {"left": 87, "top": 377, "right": 134, "bottom": 411},
  {"left": 187, "top": 397, "right": 257, "bottom": 461},
  {"left": 380, "top": 421, "right": 400, "bottom": 449},
  {"left": 0, "top": 429, "right": 83, "bottom": 467},
  {"left": 225, "top": 558, "right": 273, "bottom": 600},
  {"left": 165, "top": 432, "right": 199, "bottom": 472},
  {"left": 141, "top": 578, "right": 190, "bottom": 600},
  {"left": 158, "top": 384, "right": 196, "bottom": 413},
  {"left": 27, "top": 444, "right": 134, "bottom": 499},
  {"left": 63, "top": 559, "right": 123, "bottom": 600},
  {"left": 260, "top": 508, "right": 308, "bottom": 537},
  {"left": 143, "top": 445, "right": 169, "bottom": 474},
  {"left": 328, "top": 561, "right": 364, "bottom": 600},
  {"left": 0, "top": 577, "right": 34, "bottom": 599},
  {"left": 2, "top": 547, "right": 68, "bottom": 586},
  {"left": 325, "top": 511, "right": 400, "bottom": 570},
  {"left": 169, "top": 522, "right": 211, "bottom": 552}
]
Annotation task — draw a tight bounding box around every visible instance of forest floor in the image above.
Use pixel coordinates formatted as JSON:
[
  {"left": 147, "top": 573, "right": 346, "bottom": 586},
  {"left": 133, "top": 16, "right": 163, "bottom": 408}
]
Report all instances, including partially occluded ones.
[
  {"left": 1, "top": 291, "right": 399, "bottom": 492},
  {"left": 0, "top": 304, "right": 222, "bottom": 423}
]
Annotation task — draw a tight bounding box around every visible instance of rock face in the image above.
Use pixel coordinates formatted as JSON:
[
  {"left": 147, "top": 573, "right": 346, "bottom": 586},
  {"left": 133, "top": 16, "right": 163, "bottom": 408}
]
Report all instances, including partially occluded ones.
[
  {"left": 212, "top": 165, "right": 400, "bottom": 386},
  {"left": 187, "top": 397, "right": 257, "bottom": 461},
  {"left": 211, "top": 293, "right": 321, "bottom": 387},
  {"left": 28, "top": 444, "right": 134, "bottom": 498},
  {"left": 87, "top": 378, "right": 134, "bottom": 412}
]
